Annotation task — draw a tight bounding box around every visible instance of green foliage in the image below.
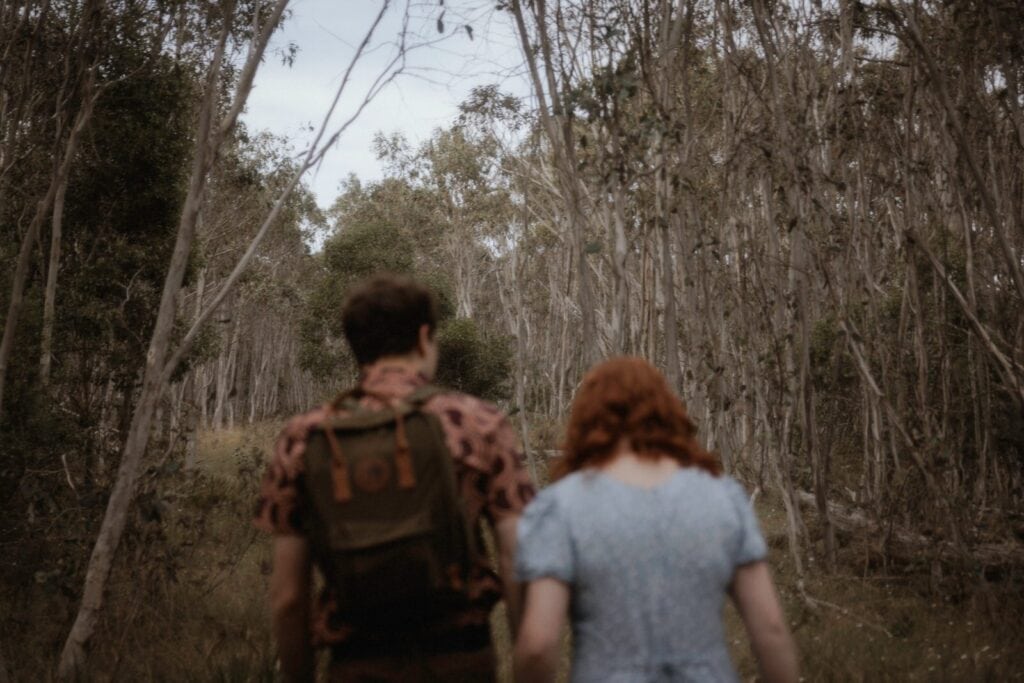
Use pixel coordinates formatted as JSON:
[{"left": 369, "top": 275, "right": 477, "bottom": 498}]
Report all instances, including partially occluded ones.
[
  {"left": 1, "top": 50, "right": 194, "bottom": 437},
  {"left": 435, "top": 317, "right": 512, "bottom": 401},
  {"left": 809, "top": 314, "right": 855, "bottom": 393},
  {"left": 323, "top": 219, "right": 416, "bottom": 284},
  {"left": 301, "top": 167, "right": 511, "bottom": 398},
  {"left": 0, "top": 43, "right": 200, "bottom": 676},
  {"left": 299, "top": 209, "right": 420, "bottom": 379}
]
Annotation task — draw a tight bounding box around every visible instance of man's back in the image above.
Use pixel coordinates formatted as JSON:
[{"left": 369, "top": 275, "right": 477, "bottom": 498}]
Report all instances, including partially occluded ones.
[
  {"left": 255, "top": 364, "right": 534, "bottom": 681},
  {"left": 254, "top": 274, "right": 533, "bottom": 682}
]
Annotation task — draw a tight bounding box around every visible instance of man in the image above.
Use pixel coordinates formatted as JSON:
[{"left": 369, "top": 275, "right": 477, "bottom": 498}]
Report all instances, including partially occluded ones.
[{"left": 254, "top": 274, "right": 535, "bottom": 682}]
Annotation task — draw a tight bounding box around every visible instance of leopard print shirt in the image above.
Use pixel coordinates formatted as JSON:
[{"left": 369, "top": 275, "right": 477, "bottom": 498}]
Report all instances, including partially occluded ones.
[{"left": 254, "top": 364, "right": 536, "bottom": 646}]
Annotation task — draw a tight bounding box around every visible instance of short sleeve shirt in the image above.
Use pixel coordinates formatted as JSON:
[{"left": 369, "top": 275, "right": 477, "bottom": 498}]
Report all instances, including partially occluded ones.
[
  {"left": 516, "top": 468, "right": 766, "bottom": 683},
  {"left": 254, "top": 364, "right": 536, "bottom": 646}
]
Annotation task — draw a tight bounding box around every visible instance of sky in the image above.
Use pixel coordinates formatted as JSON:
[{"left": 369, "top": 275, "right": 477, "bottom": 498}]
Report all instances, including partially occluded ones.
[{"left": 242, "top": 0, "right": 530, "bottom": 211}]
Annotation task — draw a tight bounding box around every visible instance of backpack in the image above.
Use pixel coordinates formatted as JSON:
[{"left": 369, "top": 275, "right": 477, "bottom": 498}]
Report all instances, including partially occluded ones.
[{"left": 300, "top": 384, "right": 477, "bottom": 632}]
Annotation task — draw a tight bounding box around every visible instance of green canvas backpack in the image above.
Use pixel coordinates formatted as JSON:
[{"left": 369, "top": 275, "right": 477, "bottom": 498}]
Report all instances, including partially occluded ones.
[{"left": 300, "top": 384, "right": 477, "bottom": 631}]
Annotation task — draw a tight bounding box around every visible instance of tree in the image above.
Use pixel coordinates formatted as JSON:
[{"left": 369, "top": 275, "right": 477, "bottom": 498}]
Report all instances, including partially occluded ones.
[
  {"left": 58, "top": 0, "right": 419, "bottom": 673},
  {"left": 302, "top": 163, "right": 514, "bottom": 398}
]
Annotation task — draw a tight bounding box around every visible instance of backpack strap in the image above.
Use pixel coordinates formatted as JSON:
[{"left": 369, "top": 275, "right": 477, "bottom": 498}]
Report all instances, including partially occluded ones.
[
  {"left": 320, "top": 384, "right": 447, "bottom": 503},
  {"left": 328, "top": 382, "right": 446, "bottom": 411},
  {"left": 329, "top": 387, "right": 363, "bottom": 412},
  {"left": 405, "top": 383, "right": 446, "bottom": 407},
  {"left": 322, "top": 424, "right": 353, "bottom": 502}
]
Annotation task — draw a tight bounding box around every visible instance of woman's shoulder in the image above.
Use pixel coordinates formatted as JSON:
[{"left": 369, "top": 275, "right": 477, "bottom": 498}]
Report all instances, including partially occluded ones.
[
  {"left": 669, "top": 469, "right": 757, "bottom": 515},
  {"left": 523, "top": 470, "right": 602, "bottom": 516},
  {"left": 676, "top": 468, "right": 752, "bottom": 494},
  {"left": 530, "top": 470, "right": 588, "bottom": 503},
  {"left": 714, "top": 473, "right": 756, "bottom": 503}
]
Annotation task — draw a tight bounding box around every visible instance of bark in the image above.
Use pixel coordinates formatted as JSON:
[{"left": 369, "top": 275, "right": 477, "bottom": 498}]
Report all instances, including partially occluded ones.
[
  {"left": 796, "top": 228, "right": 834, "bottom": 569},
  {"left": 58, "top": 9, "right": 244, "bottom": 673},
  {"left": 516, "top": 250, "right": 537, "bottom": 482},
  {"left": 510, "top": 0, "right": 597, "bottom": 368},
  {"left": 39, "top": 84, "right": 98, "bottom": 386},
  {"left": 0, "top": 169, "right": 59, "bottom": 416},
  {"left": 58, "top": 2, "right": 405, "bottom": 670},
  {"left": 659, "top": 219, "right": 679, "bottom": 390},
  {"left": 608, "top": 184, "right": 629, "bottom": 354},
  {"left": 899, "top": 9, "right": 1024, "bottom": 304}
]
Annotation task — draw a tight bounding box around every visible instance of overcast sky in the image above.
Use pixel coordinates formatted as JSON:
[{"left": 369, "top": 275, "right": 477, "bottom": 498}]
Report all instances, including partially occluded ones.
[{"left": 242, "top": 0, "right": 530, "bottom": 210}]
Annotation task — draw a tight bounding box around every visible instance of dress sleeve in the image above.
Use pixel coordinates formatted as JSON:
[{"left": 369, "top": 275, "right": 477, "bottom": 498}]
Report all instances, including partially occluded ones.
[
  {"left": 515, "top": 488, "right": 574, "bottom": 584},
  {"left": 725, "top": 477, "right": 768, "bottom": 566}
]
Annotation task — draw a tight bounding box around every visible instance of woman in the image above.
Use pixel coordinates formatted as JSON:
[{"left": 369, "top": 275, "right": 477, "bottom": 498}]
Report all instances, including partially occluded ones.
[{"left": 514, "top": 357, "right": 797, "bottom": 683}]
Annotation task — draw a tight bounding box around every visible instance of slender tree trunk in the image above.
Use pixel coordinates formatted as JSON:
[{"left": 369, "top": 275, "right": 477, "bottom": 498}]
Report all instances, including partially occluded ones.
[
  {"left": 40, "top": 89, "right": 97, "bottom": 386},
  {"left": 900, "top": 10, "right": 1024, "bottom": 304},
  {"left": 57, "top": 0, "right": 403, "bottom": 669},
  {"left": 0, "top": 182, "right": 56, "bottom": 416},
  {"left": 660, "top": 219, "right": 679, "bottom": 391},
  {"left": 608, "top": 185, "right": 629, "bottom": 354},
  {"left": 58, "top": 16, "right": 235, "bottom": 674},
  {"left": 510, "top": 0, "right": 597, "bottom": 369}
]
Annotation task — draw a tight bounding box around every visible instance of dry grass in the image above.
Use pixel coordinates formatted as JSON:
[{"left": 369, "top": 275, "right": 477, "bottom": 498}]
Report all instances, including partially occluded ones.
[
  {"left": 4, "top": 423, "right": 1022, "bottom": 681},
  {"left": 727, "top": 497, "right": 1024, "bottom": 682}
]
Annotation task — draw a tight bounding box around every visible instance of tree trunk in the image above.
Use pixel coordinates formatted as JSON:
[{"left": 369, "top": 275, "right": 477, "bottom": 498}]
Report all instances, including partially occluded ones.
[
  {"left": 57, "top": 0, "right": 389, "bottom": 669},
  {"left": 40, "top": 90, "right": 97, "bottom": 386},
  {"left": 0, "top": 195, "right": 49, "bottom": 416},
  {"left": 510, "top": 0, "right": 597, "bottom": 370},
  {"left": 58, "top": 17, "right": 234, "bottom": 674},
  {"left": 660, "top": 219, "right": 679, "bottom": 391}
]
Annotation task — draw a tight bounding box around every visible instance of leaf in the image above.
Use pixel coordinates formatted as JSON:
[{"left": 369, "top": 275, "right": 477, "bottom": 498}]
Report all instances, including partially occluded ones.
[{"left": 465, "top": 24, "right": 474, "bottom": 40}]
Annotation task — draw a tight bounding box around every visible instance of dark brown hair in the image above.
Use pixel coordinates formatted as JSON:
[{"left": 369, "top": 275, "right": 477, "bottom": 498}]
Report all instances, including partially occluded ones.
[
  {"left": 341, "top": 274, "right": 438, "bottom": 366},
  {"left": 558, "top": 356, "right": 721, "bottom": 477}
]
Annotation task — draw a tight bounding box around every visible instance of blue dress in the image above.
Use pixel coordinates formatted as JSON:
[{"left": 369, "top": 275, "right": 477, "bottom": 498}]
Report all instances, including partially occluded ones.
[{"left": 515, "top": 468, "right": 767, "bottom": 683}]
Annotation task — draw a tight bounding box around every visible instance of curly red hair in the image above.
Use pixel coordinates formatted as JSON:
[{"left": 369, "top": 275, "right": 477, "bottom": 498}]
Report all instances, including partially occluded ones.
[{"left": 558, "top": 357, "right": 721, "bottom": 477}]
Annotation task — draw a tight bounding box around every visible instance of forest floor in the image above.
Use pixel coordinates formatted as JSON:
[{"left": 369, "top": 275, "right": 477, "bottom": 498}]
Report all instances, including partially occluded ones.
[{"left": 6, "top": 422, "right": 1024, "bottom": 681}]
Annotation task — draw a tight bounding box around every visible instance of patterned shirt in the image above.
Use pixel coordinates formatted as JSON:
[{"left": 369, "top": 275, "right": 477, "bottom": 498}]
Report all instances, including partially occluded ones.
[{"left": 254, "top": 364, "right": 536, "bottom": 647}]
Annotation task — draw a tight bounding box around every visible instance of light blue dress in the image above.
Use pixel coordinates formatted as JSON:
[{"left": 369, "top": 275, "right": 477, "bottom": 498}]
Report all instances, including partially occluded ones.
[{"left": 515, "top": 468, "right": 767, "bottom": 683}]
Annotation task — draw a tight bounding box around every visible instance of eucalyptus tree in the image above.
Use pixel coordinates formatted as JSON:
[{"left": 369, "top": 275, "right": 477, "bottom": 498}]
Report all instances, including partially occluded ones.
[
  {"left": 57, "top": 0, "right": 424, "bottom": 674},
  {"left": 495, "top": 0, "right": 1024, "bottom": 573},
  {"left": 302, "top": 150, "right": 515, "bottom": 403},
  {"left": 0, "top": 0, "right": 171, "bottom": 414}
]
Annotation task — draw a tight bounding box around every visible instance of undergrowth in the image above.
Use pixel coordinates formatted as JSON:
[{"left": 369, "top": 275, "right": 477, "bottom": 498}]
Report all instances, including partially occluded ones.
[
  {"left": 727, "top": 497, "right": 1024, "bottom": 682},
  {"left": 2, "top": 422, "right": 1022, "bottom": 681}
]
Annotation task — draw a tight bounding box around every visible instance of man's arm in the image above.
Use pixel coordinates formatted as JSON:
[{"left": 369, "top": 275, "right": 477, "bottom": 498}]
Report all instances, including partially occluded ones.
[
  {"left": 494, "top": 514, "right": 523, "bottom": 634},
  {"left": 270, "top": 535, "right": 314, "bottom": 683}
]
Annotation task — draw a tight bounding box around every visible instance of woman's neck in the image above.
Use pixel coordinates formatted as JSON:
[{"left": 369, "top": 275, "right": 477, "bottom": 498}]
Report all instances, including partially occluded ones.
[{"left": 598, "top": 447, "right": 681, "bottom": 489}]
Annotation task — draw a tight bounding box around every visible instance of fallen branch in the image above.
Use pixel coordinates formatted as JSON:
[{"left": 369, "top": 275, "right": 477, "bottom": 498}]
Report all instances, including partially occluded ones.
[{"left": 794, "top": 490, "right": 1024, "bottom": 567}]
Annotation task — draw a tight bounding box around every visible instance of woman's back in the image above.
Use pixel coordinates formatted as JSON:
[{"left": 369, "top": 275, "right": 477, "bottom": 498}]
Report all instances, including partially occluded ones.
[{"left": 517, "top": 467, "right": 766, "bottom": 682}]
